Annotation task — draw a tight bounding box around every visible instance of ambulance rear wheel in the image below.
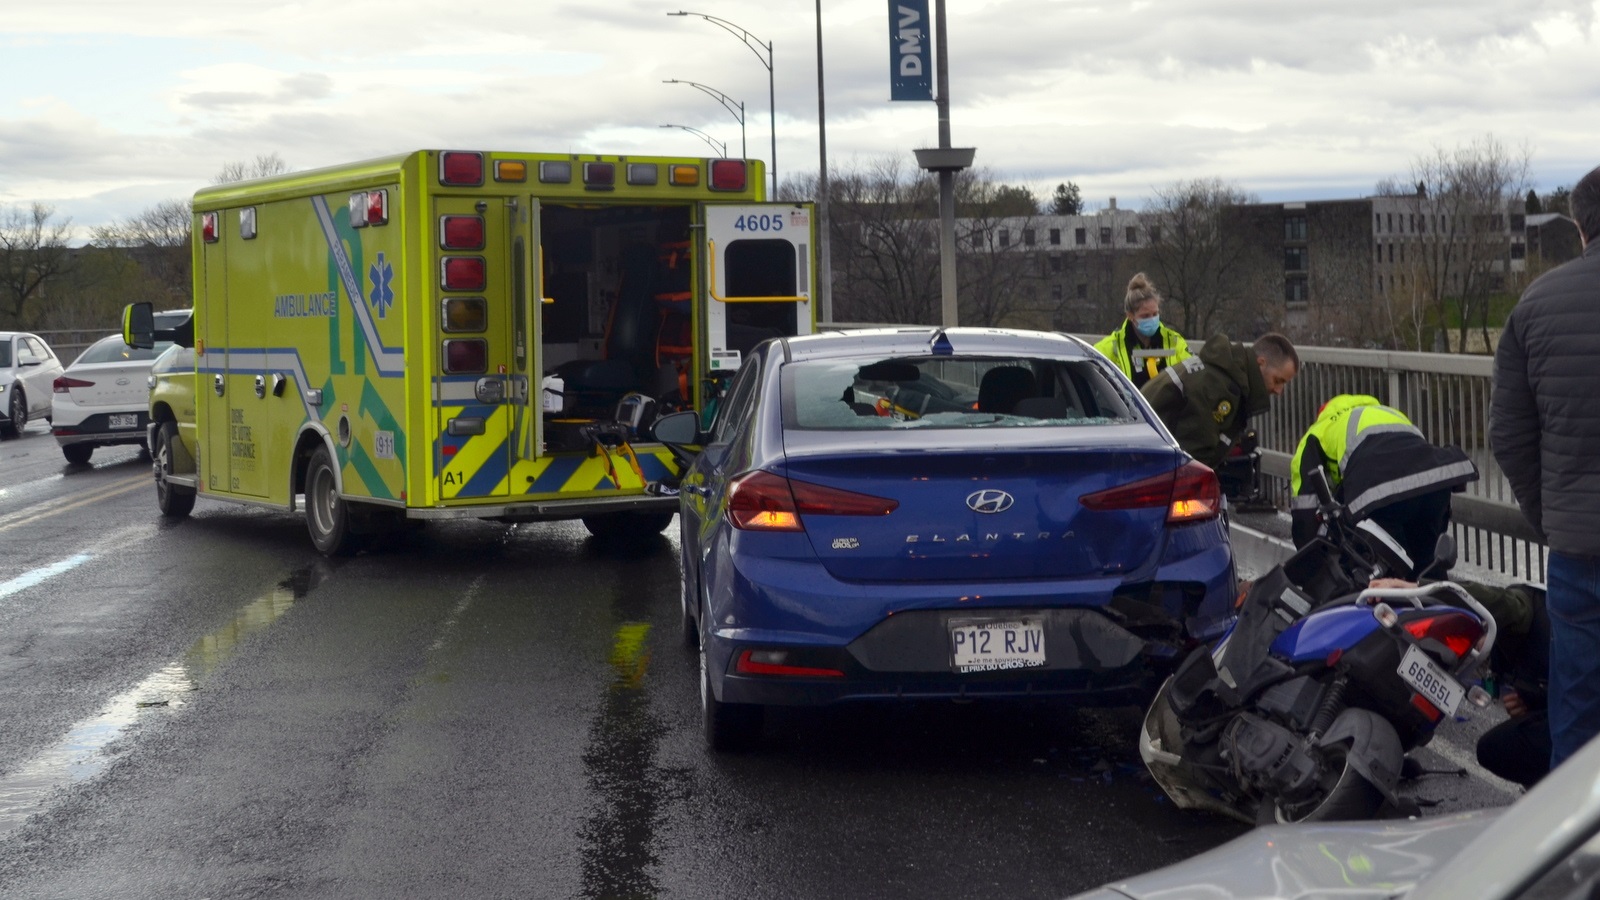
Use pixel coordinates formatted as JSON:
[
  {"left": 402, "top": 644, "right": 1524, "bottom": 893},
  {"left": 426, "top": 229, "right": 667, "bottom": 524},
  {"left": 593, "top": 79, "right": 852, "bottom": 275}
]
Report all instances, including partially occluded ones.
[
  {"left": 581, "top": 511, "right": 675, "bottom": 543},
  {"left": 306, "top": 445, "right": 360, "bottom": 557}
]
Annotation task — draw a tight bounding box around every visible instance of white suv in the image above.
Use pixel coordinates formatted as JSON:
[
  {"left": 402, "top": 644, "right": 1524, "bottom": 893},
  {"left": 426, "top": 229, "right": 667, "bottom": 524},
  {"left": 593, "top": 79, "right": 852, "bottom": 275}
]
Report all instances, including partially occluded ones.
[{"left": 0, "top": 331, "right": 65, "bottom": 439}]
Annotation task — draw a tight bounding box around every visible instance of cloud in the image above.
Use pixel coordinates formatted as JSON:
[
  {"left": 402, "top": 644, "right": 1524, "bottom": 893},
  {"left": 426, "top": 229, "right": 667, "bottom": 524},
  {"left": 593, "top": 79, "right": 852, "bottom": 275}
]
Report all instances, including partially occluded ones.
[{"left": 2, "top": 0, "right": 1597, "bottom": 236}]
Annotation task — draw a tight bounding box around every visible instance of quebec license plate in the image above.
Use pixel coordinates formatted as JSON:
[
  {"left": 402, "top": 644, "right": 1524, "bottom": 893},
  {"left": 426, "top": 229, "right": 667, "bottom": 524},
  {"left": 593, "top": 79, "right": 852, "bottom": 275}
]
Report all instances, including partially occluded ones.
[
  {"left": 949, "top": 618, "right": 1046, "bottom": 673},
  {"left": 1398, "top": 643, "right": 1465, "bottom": 717},
  {"left": 108, "top": 413, "right": 138, "bottom": 430}
]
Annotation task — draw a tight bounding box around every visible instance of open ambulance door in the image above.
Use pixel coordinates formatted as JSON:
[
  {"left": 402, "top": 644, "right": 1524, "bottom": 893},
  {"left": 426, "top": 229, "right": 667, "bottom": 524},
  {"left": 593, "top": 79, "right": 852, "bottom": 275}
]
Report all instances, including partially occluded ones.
[
  {"left": 512, "top": 197, "right": 542, "bottom": 462},
  {"left": 700, "top": 203, "right": 816, "bottom": 389}
]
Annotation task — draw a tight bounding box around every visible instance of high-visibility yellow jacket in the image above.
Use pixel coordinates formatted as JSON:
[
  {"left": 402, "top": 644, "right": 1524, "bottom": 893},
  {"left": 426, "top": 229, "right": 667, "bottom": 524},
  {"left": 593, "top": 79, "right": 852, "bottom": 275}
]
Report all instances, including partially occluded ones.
[
  {"left": 1093, "top": 321, "right": 1191, "bottom": 388},
  {"left": 1290, "top": 393, "right": 1477, "bottom": 546}
]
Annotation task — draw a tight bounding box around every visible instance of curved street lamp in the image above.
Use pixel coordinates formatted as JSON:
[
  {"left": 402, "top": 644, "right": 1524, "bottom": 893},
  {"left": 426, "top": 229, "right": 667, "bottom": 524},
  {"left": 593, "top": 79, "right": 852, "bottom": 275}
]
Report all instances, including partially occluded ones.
[
  {"left": 663, "top": 79, "right": 745, "bottom": 160},
  {"left": 659, "top": 123, "right": 728, "bottom": 158},
  {"left": 667, "top": 10, "right": 775, "bottom": 197}
]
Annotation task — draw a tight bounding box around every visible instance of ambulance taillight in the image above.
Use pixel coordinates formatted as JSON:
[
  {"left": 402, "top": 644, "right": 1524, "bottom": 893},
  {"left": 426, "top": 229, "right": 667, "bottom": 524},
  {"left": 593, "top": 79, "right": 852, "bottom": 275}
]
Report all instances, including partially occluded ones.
[
  {"left": 442, "top": 339, "right": 487, "bottom": 374},
  {"left": 201, "top": 212, "right": 219, "bottom": 243},
  {"left": 440, "top": 216, "right": 485, "bottom": 250},
  {"left": 583, "top": 162, "right": 615, "bottom": 190},
  {"left": 366, "top": 190, "right": 389, "bottom": 226},
  {"left": 439, "top": 151, "right": 485, "bottom": 187},
  {"left": 710, "top": 159, "right": 747, "bottom": 191},
  {"left": 441, "top": 257, "right": 486, "bottom": 292}
]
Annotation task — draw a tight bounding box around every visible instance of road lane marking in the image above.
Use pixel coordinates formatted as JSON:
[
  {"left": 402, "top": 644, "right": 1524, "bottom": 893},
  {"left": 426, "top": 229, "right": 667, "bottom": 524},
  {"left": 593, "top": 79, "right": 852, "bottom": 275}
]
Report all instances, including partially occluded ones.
[
  {"left": 0, "top": 576, "right": 302, "bottom": 839},
  {"left": 428, "top": 575, "right": 484, "bottom": 653},
  {"left": 0, "top": 474, "right": 149, "bottom": 533},
  {"left": 0, "top": 553, "right": 94, "bottom": 601}
]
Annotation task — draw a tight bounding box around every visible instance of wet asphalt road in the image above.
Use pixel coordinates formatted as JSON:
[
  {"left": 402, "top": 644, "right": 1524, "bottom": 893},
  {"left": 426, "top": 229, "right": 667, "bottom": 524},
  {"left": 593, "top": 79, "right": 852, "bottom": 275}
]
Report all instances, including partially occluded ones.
[{"left": 0, "top": 423, "right": 1514, "bottom": 899}]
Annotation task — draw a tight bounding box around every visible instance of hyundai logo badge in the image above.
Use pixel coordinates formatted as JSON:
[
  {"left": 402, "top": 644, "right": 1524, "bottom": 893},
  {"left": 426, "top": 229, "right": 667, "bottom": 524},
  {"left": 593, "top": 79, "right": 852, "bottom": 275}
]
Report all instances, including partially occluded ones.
[{"left": 966, "top": 489, "right": 1014, "bottom": 514}]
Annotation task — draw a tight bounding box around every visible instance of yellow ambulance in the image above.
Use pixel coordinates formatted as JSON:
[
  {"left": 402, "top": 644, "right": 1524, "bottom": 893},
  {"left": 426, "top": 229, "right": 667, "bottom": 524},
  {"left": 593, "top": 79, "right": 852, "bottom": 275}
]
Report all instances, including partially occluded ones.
[{"left": 124, "top": 149, "right": 815, "bottom": 555}]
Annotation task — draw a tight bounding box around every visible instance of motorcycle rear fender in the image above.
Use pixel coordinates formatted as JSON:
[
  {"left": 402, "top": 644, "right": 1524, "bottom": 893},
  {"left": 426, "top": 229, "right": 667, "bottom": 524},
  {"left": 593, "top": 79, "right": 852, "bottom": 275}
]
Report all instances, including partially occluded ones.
[{"left": 1318, "top": 707, "right": 1405, "bottom": 806}]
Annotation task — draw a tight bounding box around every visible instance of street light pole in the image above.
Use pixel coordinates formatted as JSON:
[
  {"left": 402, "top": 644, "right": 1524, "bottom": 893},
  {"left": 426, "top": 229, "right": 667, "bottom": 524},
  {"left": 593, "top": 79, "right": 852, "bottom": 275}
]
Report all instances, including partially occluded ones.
[
  {"left": 815, "top": 0, "right": 832, "bottom": 323},
  {"left": 659, "top": 124, "right": 727, "bottom": 158},
  {"left": 668, "top": 10, "right": 776, "bottom": 197},
  {"left": 663, "top": 79, "right": 745, "bottom": 159}
]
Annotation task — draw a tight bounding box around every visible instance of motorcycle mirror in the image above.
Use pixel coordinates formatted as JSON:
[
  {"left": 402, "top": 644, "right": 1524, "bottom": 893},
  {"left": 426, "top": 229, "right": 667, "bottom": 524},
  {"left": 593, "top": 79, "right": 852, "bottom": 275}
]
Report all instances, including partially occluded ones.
[
  {"left": 1309, "top": 466, "right": 1337, "bottom": 508},
  {"left": 1415, "top": 533, "right": 1459, "bottom": 581}
]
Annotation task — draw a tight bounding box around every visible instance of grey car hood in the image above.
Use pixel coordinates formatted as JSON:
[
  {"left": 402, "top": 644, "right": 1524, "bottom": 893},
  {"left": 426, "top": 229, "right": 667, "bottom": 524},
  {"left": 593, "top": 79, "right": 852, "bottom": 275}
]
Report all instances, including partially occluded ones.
[{"left": 1071, "top": 809, "right": 1501, "bottom": 900}]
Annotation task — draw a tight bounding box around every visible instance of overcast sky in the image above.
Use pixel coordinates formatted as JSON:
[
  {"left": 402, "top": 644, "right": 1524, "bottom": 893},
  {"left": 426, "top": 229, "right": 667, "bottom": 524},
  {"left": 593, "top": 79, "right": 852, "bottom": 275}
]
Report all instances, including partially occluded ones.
[{"left": 4, "top": 0, "right": 1597, "bottom": 240}]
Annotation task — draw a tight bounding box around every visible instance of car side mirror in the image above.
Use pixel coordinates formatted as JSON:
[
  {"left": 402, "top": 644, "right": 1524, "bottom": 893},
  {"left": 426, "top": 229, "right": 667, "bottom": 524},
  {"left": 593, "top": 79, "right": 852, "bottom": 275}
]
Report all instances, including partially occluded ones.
[
  {"left": 123, "top": 302, "right": 155, "bottom": 350},
  {"left": 651, "top": 409, "right": 702, "bottom": 446}
]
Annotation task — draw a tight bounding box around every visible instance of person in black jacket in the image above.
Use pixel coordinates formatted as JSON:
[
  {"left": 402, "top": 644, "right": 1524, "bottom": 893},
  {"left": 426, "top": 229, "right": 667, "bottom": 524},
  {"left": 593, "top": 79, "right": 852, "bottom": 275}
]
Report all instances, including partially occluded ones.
[{"left": 1491, "top": 163, "right": 1600, "bottom": 770}]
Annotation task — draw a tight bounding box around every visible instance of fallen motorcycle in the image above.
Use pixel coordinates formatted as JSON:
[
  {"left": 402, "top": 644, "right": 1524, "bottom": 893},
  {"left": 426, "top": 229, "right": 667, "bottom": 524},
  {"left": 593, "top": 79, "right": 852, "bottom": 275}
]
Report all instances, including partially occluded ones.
[{"left": 1140, "top": 467, "right": 1498, "bottom": 824}]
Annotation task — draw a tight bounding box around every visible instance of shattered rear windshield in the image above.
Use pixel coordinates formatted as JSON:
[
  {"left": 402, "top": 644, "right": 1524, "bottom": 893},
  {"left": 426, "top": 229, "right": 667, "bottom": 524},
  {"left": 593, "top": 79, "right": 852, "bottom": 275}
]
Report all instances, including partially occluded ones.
[{"left": 782, "top": 354, "right": 1141, "bottom": 430}]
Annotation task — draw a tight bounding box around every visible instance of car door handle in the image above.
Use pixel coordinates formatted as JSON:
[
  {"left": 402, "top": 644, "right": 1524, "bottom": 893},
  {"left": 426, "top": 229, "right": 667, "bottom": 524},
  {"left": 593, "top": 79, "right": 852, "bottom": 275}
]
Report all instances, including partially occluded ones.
[{"left": 213, "top": 373, "right": 225, "bottom": 397}]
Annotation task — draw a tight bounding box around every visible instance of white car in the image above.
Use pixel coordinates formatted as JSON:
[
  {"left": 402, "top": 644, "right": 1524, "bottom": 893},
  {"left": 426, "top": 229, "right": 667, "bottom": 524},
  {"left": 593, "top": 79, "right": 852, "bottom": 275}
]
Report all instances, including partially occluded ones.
[
  {"left": 0, "top": 331, "right": 65, "bottom": 438},
  {"left": 51, "top": 334, "right": 172, "bottom": 464}
]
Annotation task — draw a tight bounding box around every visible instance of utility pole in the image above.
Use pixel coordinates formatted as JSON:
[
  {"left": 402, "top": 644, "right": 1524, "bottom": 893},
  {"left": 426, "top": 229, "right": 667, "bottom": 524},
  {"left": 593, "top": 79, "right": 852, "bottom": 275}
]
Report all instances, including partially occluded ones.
[
  {"left": 815, "top": 0, "right": 832, "bottom": 323},
  {"left": 912, "top": 0, "right": 974, "bottom": 327}
]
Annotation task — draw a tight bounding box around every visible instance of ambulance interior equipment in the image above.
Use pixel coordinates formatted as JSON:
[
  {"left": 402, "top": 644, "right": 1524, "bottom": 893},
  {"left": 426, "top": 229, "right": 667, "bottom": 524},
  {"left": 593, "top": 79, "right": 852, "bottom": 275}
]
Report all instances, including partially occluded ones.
[{"left": 536, "top": 203, "right": 801, "bottom": 451}]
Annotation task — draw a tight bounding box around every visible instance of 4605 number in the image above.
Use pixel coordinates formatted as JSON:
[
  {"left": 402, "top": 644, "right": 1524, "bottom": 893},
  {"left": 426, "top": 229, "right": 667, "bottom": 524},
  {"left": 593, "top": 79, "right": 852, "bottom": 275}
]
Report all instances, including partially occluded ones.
[{"left": 733, "top": 214, "right": 785, "bottom": 233}]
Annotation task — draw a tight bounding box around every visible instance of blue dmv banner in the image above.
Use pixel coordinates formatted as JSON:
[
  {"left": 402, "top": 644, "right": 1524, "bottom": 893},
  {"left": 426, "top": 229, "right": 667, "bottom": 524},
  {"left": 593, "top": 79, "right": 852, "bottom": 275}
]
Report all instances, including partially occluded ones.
[{"left": 888, "top": 0, "right": 933, "bottom": 101}]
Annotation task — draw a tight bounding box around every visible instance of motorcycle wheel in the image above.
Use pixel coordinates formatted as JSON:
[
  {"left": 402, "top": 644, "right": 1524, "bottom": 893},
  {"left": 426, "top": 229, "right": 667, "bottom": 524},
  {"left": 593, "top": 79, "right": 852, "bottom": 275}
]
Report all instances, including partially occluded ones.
[{"left": 1270, "top": 743, "right": 1385, "bottom": 823}]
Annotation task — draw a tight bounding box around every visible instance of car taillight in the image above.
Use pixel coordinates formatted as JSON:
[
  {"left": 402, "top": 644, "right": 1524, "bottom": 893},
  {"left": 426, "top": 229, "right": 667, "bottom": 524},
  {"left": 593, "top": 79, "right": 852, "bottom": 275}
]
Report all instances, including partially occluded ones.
[
  {"left": 53, "top": 376, "right": 94, "bottom": 393},
  {"left": 1402, "top": 610, "right": 1484, "bottom": 659},
  {"left": 734, "top": 649, "right": 844, "bottom": 678},
  {"left": 1078, "top": 461, "right": 1220, "bottom": 524},
  {"left": 726, "top": 470, "right": 898, "bottom": 531}
]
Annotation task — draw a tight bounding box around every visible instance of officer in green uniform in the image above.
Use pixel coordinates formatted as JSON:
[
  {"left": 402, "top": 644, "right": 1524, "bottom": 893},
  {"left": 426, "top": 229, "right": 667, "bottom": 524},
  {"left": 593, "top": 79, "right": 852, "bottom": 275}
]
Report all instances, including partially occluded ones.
[
  {"left": 1093, "top": 272, "right": 1192, "bottom": 389},
  {"left": 1290, "top": 394, "right": 1478, "bottom": 576},
  {"left": 1140, "top": 332, "right": 1299, "bottom": 471}
]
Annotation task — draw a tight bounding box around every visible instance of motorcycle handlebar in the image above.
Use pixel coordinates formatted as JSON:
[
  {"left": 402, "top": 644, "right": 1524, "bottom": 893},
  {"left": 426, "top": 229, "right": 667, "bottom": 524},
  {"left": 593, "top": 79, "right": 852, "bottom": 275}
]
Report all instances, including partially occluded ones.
[{"left": 1356, "top": 582, "right": 1497, "bottom": 679}]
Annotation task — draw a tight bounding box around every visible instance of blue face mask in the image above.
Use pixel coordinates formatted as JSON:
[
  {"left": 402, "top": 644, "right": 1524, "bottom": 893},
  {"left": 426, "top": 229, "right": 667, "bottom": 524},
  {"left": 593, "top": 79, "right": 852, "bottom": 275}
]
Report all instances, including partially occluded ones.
[{"left": 1135, "top": 316, "right": 1161, "bottom": 338}]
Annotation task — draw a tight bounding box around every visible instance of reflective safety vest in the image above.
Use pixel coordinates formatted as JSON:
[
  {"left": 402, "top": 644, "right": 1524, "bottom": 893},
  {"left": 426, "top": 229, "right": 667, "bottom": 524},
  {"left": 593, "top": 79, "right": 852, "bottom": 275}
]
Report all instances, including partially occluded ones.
[
  {"left": 1093, "top": 322, "right": 1191, "bottom": 387},
  {"left": 1290, "top": 393, "right": 1478, "bottom": 543}
]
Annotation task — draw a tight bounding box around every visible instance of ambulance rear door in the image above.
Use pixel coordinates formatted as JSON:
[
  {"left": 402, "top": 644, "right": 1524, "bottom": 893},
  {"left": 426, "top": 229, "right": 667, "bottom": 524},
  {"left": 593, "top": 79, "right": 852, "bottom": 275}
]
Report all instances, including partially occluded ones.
[{"left": 700, "top": 203, "right": 816, "bottom": 379}]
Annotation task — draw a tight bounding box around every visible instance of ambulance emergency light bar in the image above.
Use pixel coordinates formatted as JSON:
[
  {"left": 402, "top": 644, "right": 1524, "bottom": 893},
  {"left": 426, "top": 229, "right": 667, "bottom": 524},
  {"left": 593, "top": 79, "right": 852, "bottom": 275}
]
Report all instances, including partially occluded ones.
[{"left": 436, "top": 151, "right": 749, "bottom": 191}]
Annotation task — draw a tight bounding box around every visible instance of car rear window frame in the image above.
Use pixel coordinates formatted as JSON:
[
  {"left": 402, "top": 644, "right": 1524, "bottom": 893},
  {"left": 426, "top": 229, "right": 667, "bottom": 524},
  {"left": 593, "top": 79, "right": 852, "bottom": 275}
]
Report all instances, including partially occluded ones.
[{"left": 779, "top": 353, "right": 1144, "bottom": 432}]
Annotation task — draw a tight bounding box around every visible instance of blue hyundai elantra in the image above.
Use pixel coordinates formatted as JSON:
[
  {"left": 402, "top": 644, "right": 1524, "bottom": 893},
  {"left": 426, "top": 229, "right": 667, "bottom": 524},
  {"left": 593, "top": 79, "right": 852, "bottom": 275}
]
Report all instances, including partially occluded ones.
[{"left": 653, "top": 327, "right": 1236, "bottom": 751}]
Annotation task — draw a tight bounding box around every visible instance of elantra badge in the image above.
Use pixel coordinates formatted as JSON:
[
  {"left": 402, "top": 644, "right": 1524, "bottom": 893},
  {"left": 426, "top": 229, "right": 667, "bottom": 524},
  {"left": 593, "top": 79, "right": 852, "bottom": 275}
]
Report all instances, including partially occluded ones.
[{"left": 966, "top": 489, "right": 1014, "bottom": 514}]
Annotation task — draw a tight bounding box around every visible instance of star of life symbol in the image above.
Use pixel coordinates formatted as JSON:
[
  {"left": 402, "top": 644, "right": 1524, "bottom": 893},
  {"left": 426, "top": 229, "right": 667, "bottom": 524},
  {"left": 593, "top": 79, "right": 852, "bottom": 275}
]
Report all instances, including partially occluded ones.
[{"left": 368, "top": 252, "right": 395, "bottom": 318}]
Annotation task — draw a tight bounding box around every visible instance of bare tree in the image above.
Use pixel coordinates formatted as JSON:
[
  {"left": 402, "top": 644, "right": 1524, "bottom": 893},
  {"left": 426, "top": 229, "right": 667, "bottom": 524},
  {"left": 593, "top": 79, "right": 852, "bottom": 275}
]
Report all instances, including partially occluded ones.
[
  {"left": 1377, "top": 135, "right": 1531, "bottom": 354},
  {"left": 0, "top": 202, "right": 75, "bottom": 327},
  {"left": 954, "top": 173, "right": 1046, "bottom": 327},
  {"left": 822, "top": 157, "right": 942, "bottom": 325},
  {"left": 1142, "top": 178, "right": 1268, "bottom": 338},
  {"left": 91, "top": 198, "right": 191, "bottom": 303},
  {"left": 213, "top": 152, "right": 290, "bottom": 185}
]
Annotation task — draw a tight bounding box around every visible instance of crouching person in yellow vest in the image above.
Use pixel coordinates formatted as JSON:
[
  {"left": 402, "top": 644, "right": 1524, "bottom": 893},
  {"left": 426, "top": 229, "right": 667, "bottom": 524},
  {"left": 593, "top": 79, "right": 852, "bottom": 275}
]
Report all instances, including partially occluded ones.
[
  {"left": 1290, "top": 394, "right": 1479, "bottom": 577},
  {"left": 1093, "top": 272, "right": 1191, "bottom": 389}
]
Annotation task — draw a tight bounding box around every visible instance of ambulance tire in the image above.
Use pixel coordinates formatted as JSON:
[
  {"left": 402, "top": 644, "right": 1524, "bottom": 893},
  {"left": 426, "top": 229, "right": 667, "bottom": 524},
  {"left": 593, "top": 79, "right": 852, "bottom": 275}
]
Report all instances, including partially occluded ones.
[
  {"left": 580, "top": 511, "right": 675, "bottom": 543},
  {"left": 153, "top": 421, "right": 195, "bottom": 518},
  {"left": 306, "top": 445, "right": 362, "bottom": 557}
]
